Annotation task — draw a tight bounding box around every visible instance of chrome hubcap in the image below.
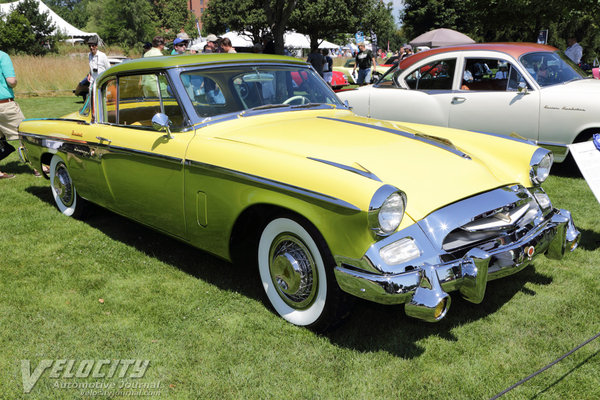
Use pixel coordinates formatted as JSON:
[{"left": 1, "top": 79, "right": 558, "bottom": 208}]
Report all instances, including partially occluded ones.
[
  {"left": 269, "top": 234, "right": 317, "bottom": 309},
  {"left": 53, "top": 163, "right": 74, "bottom": 207}
]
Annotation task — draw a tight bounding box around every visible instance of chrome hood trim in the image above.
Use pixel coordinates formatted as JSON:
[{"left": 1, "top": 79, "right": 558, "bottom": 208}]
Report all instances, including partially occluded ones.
[
  {"left": 317, "top": 116, "right": 471, "bottom": 160},
  {"left": 307, "top": 157, "right": 382, "bottom": 182}
]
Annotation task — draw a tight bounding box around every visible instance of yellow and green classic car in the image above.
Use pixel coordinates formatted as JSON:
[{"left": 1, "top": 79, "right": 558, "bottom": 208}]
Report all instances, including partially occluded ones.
[{"left": 18, "top": 54, "right": 579, "bottom": 331}]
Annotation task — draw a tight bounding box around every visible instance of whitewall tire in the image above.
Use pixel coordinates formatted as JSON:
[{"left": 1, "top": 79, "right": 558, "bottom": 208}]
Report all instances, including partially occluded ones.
[
  {"left": 49, "top": 154, "right": 84, "bottom": 218},
  {"left": 258, "top": 217, "right": 332, "bottom": 328}
]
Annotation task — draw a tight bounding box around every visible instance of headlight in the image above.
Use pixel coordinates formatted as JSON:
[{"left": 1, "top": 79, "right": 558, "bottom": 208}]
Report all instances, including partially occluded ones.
[
  {"left": 368, "top": 185, "right": 407, "bottom": 236},
  {"left": 529, "top": 148, "right": 553, "bottom": 185}
]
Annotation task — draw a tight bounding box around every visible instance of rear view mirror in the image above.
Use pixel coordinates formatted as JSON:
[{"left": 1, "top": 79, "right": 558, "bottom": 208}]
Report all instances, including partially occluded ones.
[{"left": 152, "top": 113, "right": 173, "bottom": 139}]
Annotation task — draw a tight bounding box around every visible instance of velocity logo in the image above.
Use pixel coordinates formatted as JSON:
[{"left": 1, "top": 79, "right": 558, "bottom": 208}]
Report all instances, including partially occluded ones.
[{"left": 21, "top": 359, "right": 150, "bottom": 393}]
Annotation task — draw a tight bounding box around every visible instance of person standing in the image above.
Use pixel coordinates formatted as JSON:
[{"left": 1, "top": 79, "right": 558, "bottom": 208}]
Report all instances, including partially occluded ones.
[
  {"left": 144, "top": 36, "right": 165, "bottom": 57},
  {"left": 86, "top": 36, "right": 110, "bottom": 85},
  {"left": 172, "top": 38, "right": 188, "bottom": 55},
  {"left": 322, "top": 48, "right": 333, "bottom": 85},
  {"left": 203, "top": 34, "right": 219, "bottom": 53},
  {"left": 353, "top": 43, "right": 376, "bottom": 86},
  {"left": 0, "top": 50, "right": 24, "bottom": 179},
  {"left": 565, "top": 37, "right": 583, "bottom": 64},
  {"left": 220, "top": 38, "right": 236, "bottom": 53},
  {"left": 307, "top": 47, "right": 325, "bottom": 77}
]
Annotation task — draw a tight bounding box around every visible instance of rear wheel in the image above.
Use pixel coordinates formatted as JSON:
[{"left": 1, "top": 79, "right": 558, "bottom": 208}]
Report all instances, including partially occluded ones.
[
  {"left": 257, "top": 216, "right": 349, "bottom": 331},
  {"left": 49, "top": 155, "right": 86, "bottom": 218}
]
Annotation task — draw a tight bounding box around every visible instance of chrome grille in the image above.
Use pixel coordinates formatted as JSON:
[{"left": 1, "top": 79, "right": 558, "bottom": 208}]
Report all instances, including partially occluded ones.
[{"left": 442, "top": 196, "right": 541, "bottom": 255}]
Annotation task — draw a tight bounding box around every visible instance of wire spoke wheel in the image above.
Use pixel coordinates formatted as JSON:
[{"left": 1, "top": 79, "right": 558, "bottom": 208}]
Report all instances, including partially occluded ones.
[{"left": 258, "top": 217, "right": 330, "bottom": 327}]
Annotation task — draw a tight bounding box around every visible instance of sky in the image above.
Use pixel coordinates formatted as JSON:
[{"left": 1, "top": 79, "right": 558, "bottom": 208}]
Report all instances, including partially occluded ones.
[{"left": 390, "top": 0, "right": 404, "bottom": 26}]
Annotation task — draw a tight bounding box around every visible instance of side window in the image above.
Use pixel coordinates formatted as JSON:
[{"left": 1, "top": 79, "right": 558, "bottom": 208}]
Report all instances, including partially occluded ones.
[
  {"left": 461, "top": 58, "right": 529, "bottom": 91},
  {"left": 404, "top": 59, "right": 455, "bottom": 90},
  {"left": 180, "top": 71, "right": 231, "bottom": 118},
  {"left": 101, "top": 78, "right": 117, "bottom": 123},
  {"left": 100, "top": 73, "right": 186, "bottom": 130}
]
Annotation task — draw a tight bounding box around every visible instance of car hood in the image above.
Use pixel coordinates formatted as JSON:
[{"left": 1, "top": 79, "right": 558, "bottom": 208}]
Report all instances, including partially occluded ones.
[
  {"left": 542, "top": 77, "right": 600, "bottom": 93},
  {"left": 203, "top": 109, "right": 525, "bottom": 220}
]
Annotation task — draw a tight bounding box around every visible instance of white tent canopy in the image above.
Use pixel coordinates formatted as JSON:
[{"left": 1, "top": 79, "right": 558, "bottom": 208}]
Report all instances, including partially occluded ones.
[
  {"left": 284, "top": 31, "right": 341, "bottom": 49},
  {"left": 318, "top": 40, "right": 339, "bottom": 49},
  {"left": 190, "top": 31, "right": 342, "bottom": 52},
  {"left": 0, "top": 0, "right": 99, "bottom": 40},
  {"left": 221, "top": 31, "right": 254, "bottom": 48}
]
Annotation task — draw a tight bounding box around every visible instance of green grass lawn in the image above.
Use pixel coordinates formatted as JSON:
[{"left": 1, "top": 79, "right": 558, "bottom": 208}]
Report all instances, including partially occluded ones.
[{"left": 1, "top": 97, "right": 599, "bottom": 399}]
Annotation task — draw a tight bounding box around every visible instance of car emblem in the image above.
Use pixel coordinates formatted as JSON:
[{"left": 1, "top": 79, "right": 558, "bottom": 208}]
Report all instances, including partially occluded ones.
[{"left": 494, "top": 212, "right": 512, "bottom": 223}]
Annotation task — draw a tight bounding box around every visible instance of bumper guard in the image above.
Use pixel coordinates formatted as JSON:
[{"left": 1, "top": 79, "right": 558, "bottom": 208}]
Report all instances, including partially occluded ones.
[{"left": 334, "top": 208, "right": 580, "bottom": 322}]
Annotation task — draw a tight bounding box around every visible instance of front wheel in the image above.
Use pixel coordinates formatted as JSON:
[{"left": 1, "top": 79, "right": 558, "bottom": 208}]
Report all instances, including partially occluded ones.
[
  {"left": 258, "top": 216, "right": 349, "bottom": 331},
  {"left": 49, "top": 154, "right": 86, "bottom": 218}
]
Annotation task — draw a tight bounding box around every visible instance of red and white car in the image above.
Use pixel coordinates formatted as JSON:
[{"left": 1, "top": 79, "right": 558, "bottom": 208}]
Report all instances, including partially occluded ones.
[{"left": 338, "top": 43, "right": 600, "bottom": 162}]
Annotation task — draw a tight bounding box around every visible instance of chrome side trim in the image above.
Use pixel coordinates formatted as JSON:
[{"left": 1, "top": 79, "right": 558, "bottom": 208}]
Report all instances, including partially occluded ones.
[
  {"left": 307, "top": 157, "right": 382, "bottom": 182},
  {"left": 18, "top": 132, "right": 183, "bottom": 164},
  {"left": 317, "top": 116, "right": 471, "bottom": 159},
  {"left": 22, "top": 118, "right": 90, "bottom": 125},
  {"left": 106, "top": 145, "right": 183, "bottom": 164},
  {"left": 185, "top": 160, "right": 361, "bottom": 213}
]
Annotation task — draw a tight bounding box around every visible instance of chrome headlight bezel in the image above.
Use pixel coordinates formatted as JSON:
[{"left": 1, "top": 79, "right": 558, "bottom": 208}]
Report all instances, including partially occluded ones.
[
  {"left": 529, "top": 148, "right": 553, "bottom": 185},
  {"left": 368, "top": 185, "right": 407, "bottom": 237}
]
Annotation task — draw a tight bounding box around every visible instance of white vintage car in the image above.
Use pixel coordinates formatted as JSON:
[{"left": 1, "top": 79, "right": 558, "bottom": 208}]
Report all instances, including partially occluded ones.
[{"left": 338, "top": 43, "right": 600, "bottom": 162}]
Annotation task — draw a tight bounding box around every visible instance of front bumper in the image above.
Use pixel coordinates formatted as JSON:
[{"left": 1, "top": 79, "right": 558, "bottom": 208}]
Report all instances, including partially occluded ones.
[{"left": 334, "top": 187, "right": 579, "bottom": 322}]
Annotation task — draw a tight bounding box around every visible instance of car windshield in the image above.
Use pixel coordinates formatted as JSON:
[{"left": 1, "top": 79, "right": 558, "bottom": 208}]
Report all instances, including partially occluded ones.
[
  {"left": 373, "top": 64, "right": 401, "bottom": 88},
  {"left": 520, "top": 51, "right": 586, "bottom": 87},
  {"left": 179, "top": 65, "right": 342, "bottom": 119}
]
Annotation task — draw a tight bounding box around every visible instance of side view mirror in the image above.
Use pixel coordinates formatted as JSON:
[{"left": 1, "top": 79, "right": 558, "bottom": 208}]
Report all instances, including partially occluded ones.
[
  {"left": 517, "top": 82, "right": 529, "bottom": 94},
  {"left": 343, "top": 100, "right": 352, "bottom": 110},
  {"left": 152, "top": 113, "right": 172, "bottom": 139}
]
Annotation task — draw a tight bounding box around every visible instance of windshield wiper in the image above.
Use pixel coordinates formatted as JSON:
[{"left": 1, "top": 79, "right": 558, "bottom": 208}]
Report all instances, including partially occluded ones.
[
  {"left": 290, "top": 103, "right": 326, "bottom": 109},
  {"left": 248, "top": 104, "right": 290, "bottom": 111}
]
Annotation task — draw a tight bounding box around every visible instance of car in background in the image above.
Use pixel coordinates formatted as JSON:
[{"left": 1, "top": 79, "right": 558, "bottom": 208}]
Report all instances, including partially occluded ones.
[
  {"left": 338, "top": 43, "right": 600, "bottom": 162},
  {"left": 331, "top": 70, "right": 349, "bottom": 90},
  {"left": 333, "top": 58, "right": 393, "bottom": 85},
  {"left": 333, "top": 58, "right": 358, "bottom": 84},
  {"left": 19, "top": 53, "right": 578, "bottom": 330}
]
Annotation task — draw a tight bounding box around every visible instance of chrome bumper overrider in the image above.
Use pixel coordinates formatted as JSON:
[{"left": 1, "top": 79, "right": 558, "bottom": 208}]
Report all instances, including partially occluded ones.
[{"left": 334, "top": 208, "right": 580, "bottom": 322}]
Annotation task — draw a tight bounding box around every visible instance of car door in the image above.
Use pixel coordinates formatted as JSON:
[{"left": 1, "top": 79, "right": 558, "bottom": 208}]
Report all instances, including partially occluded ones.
[
  {"left": 368, "top": 55, "right": 459, "bottom": 127},
  {"left": 447, "top": 54, "right": 540, "bottom": 141},
  {"left": 89, "top": 72, "right": 194, "bottom": 239}
]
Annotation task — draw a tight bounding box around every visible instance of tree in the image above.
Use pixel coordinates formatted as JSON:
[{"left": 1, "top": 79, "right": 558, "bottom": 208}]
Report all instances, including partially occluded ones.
[
  {"left": 0, "top": 0, "right": 59, "bottom": 55},
  {"left": 202, "top": 0, "right": 268, "bottom": 45},
  {"left": 401, "top": 0, "right": 600, "bottom": 61},
  {"left": 290, "top": 0, "right": 361, "bottom": 51},
  {"left": 360, "top": 0, "right": 397, "bottom": 53},
  {"left": 153, "top": 0, "right": 197, "bottom": 39},
  {"left": 0, "top": 13, "right": 36, "bottom": 53},
  {"left": 202, "top": 0, "right": 297, "bottom": 55},
  {"left": 87, "top": 0, "right": 156, "bottom": 49},
  {"left": 45, "top": 0, "right": 90, "bottom": 29}
]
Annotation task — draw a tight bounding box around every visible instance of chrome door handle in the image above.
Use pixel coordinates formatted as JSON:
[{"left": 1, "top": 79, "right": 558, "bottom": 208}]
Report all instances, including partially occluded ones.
[
  {"left": 96, "top": 136, "right": 112, "bottom": 144},
  {"left": 452, "top": 97, "right": 466, "bottom": 104}
]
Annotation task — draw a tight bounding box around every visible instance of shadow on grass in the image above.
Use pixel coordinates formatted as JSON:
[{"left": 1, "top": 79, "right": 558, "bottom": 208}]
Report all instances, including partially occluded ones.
[
  {"left": 578, "top": 228, "right": 600, "bottom": 251},
  {"left": 550, "top": 160, "right": 583, "bottom": 178},
  {"left": 26, "top": 185, "right": 554, "bottom": 359},
  {"left": 1, "top": 160, "right": 37, "bottom": 175}
]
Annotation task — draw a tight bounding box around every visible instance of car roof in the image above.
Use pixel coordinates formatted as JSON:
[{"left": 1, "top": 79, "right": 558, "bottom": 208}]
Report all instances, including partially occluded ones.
[
  {"left": 398, "top": 42, "right": 559, "bottom": 69},
  {"left": 107, "top": 53, "right": 307, "bottom": 74}
]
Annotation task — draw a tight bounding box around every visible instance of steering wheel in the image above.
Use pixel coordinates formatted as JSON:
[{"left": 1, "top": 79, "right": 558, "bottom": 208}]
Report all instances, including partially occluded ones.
[
  {"left": 283, "top": 95, "right": 310, "bottom": 105},
  {"left": 237, "top": 82, "right": 249, "bottom": 99}
]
